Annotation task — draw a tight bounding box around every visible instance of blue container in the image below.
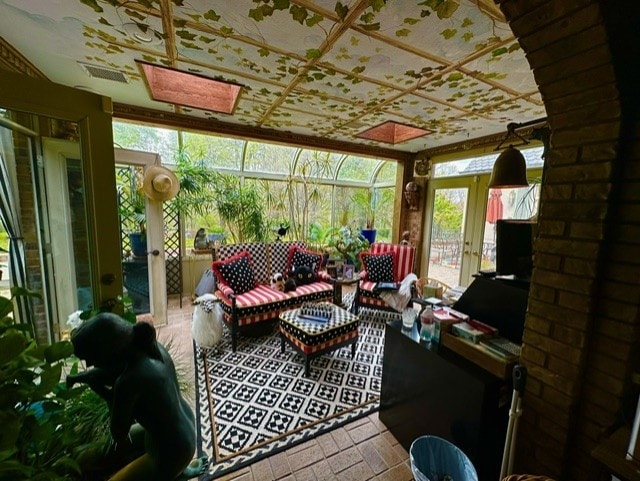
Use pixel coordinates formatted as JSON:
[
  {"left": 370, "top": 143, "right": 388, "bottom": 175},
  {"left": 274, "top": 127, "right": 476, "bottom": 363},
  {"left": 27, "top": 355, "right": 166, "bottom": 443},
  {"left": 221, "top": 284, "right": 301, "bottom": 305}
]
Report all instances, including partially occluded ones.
[{"left": 410, "top": 435, "right": 478, "bottom": 481}]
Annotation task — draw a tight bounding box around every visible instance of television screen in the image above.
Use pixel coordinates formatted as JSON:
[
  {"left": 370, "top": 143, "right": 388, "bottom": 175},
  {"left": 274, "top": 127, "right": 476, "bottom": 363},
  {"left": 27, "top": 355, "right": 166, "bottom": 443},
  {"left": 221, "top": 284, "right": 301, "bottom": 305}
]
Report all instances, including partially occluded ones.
[{"left": 495, "top": 220, "right": 534, "bottom": 278}]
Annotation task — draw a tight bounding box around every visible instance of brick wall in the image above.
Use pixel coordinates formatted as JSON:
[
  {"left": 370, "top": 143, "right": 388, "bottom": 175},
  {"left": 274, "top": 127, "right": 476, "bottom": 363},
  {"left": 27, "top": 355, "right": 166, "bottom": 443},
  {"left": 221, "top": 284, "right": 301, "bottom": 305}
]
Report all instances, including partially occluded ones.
[
  {"left": 12, "top": 115, "right": 49, "bottom": 343},
  {"left": 496, "top": 0, "right": 640, "bottom": 478}
]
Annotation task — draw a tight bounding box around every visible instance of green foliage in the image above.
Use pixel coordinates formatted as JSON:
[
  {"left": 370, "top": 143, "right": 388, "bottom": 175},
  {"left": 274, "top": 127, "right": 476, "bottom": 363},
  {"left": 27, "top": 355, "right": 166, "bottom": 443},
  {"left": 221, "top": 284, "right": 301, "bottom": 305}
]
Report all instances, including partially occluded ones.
[
  {"left": 325, "top": 225, "right": 369, "bottom": 270},
  {"left": 433, "top": 191, "right": 462, "bottom": 234},
  {"left": 0, "top": 289, "right": 104, "bottom": 481},
  {"left": 208, "top": 173, "right": 267, "bottom": 243},
  {"left": 0, "top": 227, "right": 9, "bottom": 252},
  {"left": 171, "top": 147, "right": 217, "bottom": 219},
  {"left": 0, "top": 289, "right": 191, "bottom": 481}
]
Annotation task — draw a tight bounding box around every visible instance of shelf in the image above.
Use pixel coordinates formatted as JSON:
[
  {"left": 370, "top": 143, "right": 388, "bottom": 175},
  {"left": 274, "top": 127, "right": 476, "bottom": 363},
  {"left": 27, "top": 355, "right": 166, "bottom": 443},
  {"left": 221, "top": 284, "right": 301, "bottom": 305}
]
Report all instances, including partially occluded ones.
[
  {"left": 592, "top": 426, "right": 640, "bottom": 481},
  {"left": 440, "top": 332, "right": 517, "bottom": 380}
]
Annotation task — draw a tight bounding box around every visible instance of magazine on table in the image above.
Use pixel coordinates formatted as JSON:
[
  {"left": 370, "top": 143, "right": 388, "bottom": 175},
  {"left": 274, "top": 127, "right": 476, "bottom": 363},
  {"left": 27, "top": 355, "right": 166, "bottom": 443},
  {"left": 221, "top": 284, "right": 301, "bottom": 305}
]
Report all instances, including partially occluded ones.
[{"left": 376, "top": 281, "right": 400, "bottom": 291}]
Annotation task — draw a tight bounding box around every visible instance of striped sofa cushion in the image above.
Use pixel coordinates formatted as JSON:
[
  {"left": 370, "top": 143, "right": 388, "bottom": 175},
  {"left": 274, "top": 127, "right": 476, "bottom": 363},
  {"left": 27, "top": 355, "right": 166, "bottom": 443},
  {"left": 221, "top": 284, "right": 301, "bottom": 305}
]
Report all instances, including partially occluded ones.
[{"left": 217, "top": 281, "right": 333, "bottom": 326}]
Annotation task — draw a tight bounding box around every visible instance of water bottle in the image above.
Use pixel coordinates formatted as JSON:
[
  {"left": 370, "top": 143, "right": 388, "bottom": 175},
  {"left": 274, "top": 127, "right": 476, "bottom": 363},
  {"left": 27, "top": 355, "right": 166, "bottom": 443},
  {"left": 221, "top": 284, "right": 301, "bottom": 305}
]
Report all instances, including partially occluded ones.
[{"left": 419, "top": 307, "right": 435, "bottom": 343}]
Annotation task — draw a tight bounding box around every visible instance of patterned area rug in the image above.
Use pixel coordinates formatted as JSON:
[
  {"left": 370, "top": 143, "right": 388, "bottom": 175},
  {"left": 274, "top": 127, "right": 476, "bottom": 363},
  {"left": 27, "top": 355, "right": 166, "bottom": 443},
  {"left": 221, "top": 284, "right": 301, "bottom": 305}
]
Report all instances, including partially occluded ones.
[{"left": 194, "top": 305, "right": 385, "bottom": 479}]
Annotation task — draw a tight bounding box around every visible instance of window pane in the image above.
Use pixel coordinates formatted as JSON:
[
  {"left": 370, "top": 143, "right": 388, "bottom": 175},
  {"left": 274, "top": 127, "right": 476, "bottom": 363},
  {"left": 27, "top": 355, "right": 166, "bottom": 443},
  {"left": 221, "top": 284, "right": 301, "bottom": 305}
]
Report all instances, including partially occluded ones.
[
  {"left": 481, "top": 181, "right": 541, "bottom": 271},
  {"left": 433, "top": 146, "right": 544, "bottom": 178},
  {"left": 113, "top": 121, "right": 178, "bottom": 164},
  {"left": 375, "top": 161, "right": 397, "bottom": 184},
  {"left": 244, "top": 141, "right": 298, "bottom": 173},
  {"left": 337, "top": 156, "right": 380, "bottom": 182},
  {"left": 296, "top": 150, "right": 340, "bottom": 179},
  {"left": 182, "top": 132, "right": 243, "bottom": 170},
  {"left": 428, "top": 188, "right": 468, "bottom": 287}
]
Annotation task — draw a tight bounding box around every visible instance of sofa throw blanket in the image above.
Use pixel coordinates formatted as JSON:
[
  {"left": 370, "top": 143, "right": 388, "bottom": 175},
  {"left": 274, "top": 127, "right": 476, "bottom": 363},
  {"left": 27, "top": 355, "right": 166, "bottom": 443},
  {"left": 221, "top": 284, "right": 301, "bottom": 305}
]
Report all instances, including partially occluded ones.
[{"left": 378, "top": 273, "right": 418, "bottom": 312}]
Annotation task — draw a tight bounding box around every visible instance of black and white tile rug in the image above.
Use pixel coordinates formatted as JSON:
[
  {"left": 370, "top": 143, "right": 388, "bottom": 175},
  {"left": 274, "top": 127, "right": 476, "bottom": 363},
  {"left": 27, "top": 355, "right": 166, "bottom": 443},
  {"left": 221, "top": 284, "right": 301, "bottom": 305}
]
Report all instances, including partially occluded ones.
[{"left": 194, "top": 310, "right": 385, "bottom": 479}]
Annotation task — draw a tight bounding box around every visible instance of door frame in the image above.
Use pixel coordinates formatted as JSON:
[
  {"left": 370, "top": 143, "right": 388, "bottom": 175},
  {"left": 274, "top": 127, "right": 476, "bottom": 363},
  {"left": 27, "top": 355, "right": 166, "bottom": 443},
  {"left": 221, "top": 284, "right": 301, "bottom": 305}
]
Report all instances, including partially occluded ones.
[
  {"left": 421, "top": 175, "right": 484, "bottom": 287},
  {"left": 115, "top": 148, "right": 168, "bottom": 325},
  {"left": 0, "top": 70, "right": 122, "bottom": 308},
  {"left": 41, "top": 138, "right": 83, "bottom": 333}
]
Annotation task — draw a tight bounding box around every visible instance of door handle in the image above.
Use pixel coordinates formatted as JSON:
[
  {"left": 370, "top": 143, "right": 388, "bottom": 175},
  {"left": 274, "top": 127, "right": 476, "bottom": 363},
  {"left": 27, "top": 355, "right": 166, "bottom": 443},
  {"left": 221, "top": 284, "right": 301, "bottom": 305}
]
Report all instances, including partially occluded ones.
[{"left": 149, "top": 249, "right": 160, "bottom": 256}]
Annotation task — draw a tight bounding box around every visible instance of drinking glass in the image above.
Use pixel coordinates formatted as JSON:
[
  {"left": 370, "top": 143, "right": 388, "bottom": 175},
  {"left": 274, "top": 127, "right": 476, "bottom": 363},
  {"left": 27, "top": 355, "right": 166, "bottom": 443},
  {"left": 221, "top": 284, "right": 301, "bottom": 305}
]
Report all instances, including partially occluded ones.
[{"left": 402, "top": 308, "right": 416, "bottom": 329}]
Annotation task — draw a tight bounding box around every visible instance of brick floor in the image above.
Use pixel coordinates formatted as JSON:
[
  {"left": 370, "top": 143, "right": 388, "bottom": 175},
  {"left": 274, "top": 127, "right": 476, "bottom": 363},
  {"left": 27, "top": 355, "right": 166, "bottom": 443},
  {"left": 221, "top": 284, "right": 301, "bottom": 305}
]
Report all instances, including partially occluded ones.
[{"left": 157, "top": 295, "right": 414, "bottom": 481}]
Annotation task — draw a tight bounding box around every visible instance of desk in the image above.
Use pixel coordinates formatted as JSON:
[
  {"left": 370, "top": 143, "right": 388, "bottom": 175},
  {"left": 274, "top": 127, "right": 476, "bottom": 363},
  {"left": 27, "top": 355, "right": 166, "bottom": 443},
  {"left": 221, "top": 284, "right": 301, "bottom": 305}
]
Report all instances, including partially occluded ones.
[
  {"left": 592, "top": 427, "right": 640, "bottom": 481},
  {"left": 380, "top": 319, "right": 509, "bottom": 480}
]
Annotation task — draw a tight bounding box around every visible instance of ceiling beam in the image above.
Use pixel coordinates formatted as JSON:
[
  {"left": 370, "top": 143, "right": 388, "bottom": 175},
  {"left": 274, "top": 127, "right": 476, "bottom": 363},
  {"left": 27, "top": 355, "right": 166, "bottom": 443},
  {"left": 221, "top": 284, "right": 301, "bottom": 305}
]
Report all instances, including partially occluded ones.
[{"left": 113, "top": 102, "right": 413, "bottom": 162}]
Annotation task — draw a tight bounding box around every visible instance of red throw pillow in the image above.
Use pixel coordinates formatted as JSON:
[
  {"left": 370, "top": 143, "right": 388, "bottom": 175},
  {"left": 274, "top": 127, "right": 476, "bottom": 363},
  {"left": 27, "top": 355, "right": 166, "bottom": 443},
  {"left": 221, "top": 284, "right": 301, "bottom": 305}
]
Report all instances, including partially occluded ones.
[{"left": 211, "top": 251, "right": 256, "bottom": 294}]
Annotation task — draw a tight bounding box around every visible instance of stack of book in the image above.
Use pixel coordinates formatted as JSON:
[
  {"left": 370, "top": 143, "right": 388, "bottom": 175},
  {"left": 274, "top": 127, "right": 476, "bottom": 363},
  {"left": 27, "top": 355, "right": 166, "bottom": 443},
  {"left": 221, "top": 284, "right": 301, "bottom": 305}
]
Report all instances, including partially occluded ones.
[
  {"left": 479, "top": 337, "right": 521, "bottom": 361},
  {"left": 451, "top": 318, "right": 498, "bottom": 344},
  {"left": 297, "top": 302, "right": 333, "bottom": 323}
]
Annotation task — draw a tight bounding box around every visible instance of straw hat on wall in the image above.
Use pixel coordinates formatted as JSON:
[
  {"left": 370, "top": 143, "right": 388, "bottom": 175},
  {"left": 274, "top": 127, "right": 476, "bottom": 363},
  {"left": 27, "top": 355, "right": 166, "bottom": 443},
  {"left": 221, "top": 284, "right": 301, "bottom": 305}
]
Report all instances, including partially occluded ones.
[{"left": 142, "top": 165, "right": 180, "bottom": 201}]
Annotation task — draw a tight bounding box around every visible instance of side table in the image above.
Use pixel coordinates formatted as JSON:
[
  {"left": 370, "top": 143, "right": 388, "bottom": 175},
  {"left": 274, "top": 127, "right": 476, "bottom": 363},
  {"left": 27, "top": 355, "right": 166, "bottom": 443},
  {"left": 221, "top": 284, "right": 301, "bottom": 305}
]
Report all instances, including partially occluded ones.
[{"left": 331, "top": 276, "right": 359, "bottom": 307}]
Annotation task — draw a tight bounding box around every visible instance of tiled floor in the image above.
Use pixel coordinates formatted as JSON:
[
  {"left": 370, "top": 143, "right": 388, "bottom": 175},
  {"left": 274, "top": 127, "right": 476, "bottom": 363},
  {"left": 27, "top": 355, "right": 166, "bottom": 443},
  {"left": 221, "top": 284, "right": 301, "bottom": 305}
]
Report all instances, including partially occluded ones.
[{"left": 157, "top": 295, "right": 414, "bottom": 481}]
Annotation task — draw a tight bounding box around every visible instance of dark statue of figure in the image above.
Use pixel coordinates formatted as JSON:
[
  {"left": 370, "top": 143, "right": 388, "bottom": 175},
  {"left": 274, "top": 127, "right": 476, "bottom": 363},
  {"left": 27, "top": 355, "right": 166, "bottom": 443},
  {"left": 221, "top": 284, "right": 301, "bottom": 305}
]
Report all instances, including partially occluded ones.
[{"left": 67, "top": 313, "right": 208, "bottom": 481}]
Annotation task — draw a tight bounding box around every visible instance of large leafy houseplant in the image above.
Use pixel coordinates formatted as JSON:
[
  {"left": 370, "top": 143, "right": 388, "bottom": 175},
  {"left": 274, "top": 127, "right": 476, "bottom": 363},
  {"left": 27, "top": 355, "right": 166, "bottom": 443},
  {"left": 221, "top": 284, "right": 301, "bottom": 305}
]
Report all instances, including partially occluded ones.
[
  {"left": 0, "top": 289, "right": 190, "bottom": 480},
  {"left": 0, "top": 287, "right": 106, "bottom": 481},
  {"left": 325, "top": 225, "right": 370, "bottom": 270}
]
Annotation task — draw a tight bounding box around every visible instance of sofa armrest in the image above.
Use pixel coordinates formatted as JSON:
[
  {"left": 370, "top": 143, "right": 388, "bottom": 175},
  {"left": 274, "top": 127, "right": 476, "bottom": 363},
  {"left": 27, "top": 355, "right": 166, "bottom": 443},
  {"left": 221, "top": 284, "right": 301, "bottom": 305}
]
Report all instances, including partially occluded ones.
[
  {"left": 317, "top": 270, "right": 333, "bottom": 282},
  {"left": 216, "top": 284, "right": 236, "bottom": 300}
]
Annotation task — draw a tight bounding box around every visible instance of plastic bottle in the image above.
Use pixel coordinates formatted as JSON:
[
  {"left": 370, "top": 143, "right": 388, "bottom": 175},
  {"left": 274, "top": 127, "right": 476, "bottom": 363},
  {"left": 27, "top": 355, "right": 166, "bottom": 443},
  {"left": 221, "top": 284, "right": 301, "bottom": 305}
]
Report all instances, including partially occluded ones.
[
  {"left": 421, "top": 321, "right": 434, "bottom": 343},
  {"left": 420, "top": 307, "right": 435, "bottom": 343}
]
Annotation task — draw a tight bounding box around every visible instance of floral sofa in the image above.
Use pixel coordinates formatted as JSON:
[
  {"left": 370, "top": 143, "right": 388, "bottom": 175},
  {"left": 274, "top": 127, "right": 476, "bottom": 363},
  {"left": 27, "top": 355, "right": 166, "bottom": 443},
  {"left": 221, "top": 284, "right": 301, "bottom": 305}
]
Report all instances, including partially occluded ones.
[{"left": 212, "top": 241, "right": 333, "bottom": 351}]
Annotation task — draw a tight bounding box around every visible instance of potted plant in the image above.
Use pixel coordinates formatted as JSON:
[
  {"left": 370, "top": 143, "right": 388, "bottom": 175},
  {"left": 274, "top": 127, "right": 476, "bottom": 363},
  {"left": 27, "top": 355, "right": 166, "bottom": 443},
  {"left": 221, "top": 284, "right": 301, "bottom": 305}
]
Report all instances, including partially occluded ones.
[
  {"left": 121, "top": 186, "right": 147, "bottom": 257},
  {"left": 354, "top": 188, "right": 379, "bottom": 244},
  {"left": 325, "top": 225, "right": 370, "bottom": 271}
]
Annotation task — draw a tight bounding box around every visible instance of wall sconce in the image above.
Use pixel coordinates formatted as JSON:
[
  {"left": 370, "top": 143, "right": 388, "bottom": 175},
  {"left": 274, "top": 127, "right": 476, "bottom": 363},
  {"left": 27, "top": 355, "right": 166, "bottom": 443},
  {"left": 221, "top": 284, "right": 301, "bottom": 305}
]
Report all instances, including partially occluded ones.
[
  {"left": 404, "top": 181, "right": 419, "bottom": 210},
  {"left": 489, "top": 118, "right": 549, "bottom": 189}
]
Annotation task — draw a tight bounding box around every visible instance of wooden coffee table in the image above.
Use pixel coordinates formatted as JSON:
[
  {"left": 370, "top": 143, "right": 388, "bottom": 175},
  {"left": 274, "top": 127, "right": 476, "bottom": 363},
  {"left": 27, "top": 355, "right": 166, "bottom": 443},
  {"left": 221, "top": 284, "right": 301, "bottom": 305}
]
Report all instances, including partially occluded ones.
[{"left": 278, "top": 302, "right": 359, "bottom": 377}]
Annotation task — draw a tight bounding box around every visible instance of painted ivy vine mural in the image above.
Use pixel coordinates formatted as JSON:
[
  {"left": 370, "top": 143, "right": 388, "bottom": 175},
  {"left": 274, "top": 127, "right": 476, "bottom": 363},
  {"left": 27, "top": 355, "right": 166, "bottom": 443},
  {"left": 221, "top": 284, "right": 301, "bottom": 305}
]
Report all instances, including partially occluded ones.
[{"left": 71, "top": 0, "right": 543, "bottom": 146}]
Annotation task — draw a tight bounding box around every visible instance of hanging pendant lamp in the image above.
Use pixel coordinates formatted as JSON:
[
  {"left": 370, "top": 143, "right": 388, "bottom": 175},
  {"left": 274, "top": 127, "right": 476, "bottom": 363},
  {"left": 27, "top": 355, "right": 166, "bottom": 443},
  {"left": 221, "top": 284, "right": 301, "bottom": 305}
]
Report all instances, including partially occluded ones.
[{"left": 488, "top": 145, "right": 529, "bottom": 188}]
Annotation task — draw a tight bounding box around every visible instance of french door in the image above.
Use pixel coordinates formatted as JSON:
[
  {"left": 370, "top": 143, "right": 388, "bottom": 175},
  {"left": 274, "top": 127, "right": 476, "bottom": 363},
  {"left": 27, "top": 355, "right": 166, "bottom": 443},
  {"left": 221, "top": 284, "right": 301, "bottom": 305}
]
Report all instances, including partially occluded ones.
[
  {"left": 115, "top": 148, "right": 168, "bottom": 326},
  {"left": 422, "top": 176, "right": 487, "bottom": 288},
  {"left": 421, "top": 173, "right": 542, "bottom": 288}
]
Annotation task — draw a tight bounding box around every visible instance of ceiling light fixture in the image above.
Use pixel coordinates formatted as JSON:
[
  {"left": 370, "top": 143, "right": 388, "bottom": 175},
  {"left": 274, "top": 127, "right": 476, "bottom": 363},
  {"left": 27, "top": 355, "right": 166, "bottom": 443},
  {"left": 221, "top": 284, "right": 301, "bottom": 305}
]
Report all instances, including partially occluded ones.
[
  {"left": 356, "top": 121, "right": 431, "bottom": 144},
  {"left": 137, "top": 61, "right": 243, "bottom": 114},
  {"left": 489, "top": 117, "right": 549, "bottom": 189},
  {"left": 122, "top": 22, "right": 162, "bottom": 45}
]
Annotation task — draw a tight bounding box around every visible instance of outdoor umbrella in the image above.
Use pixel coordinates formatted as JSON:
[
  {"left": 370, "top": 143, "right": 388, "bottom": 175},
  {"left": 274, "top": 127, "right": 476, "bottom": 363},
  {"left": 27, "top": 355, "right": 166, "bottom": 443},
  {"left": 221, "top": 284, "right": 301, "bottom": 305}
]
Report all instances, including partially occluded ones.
[{"left": 486, "top": 188, "right": 504, "bottom": 224}]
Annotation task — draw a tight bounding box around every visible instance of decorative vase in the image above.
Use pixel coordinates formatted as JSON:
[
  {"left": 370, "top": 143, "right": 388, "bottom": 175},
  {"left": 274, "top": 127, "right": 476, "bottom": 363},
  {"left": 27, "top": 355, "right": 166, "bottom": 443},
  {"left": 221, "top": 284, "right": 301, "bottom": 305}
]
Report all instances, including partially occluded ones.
[
  {"left": 360, "top": 228, "right": 377, "bottom": 245},
  {"left": 129, "top": 232, "right": 147, "bottom": 257}
]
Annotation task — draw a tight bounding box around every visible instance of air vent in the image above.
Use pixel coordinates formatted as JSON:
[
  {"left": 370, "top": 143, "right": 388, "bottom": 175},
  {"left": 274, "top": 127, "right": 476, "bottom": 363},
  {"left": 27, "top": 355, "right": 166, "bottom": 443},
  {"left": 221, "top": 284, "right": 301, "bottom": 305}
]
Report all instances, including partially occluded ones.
[{"left": 79, "top": 62, "right": 129, "bottom": 83}]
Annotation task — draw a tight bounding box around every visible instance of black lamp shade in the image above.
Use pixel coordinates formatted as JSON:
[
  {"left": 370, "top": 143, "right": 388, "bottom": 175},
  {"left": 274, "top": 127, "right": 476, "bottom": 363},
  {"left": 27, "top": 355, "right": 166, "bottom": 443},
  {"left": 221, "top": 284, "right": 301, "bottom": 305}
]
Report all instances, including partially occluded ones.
[{"left": 488, "top": 145, "right": 529, "bottom": 188}]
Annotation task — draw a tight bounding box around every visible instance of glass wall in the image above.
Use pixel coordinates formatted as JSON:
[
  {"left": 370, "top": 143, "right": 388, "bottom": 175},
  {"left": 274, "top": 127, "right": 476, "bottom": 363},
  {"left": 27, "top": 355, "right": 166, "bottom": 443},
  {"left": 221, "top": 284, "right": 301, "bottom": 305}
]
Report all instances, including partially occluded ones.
[{"left": 113, "top": 120, "right": 397, "bottom": 249}]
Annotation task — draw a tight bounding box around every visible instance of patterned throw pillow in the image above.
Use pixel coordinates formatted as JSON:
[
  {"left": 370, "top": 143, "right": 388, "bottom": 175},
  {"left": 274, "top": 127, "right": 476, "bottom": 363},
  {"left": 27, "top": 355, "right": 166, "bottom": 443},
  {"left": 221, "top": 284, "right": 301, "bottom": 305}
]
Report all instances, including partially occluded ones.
[
  {"left": 286, "top": 246, "right": 322, "bottom": 275},
  {"left": 361, "top": 252, "right": 395, "bottom": 282},
  {"left": 211, "top": 251, "right": 256, "bottom": 294}
]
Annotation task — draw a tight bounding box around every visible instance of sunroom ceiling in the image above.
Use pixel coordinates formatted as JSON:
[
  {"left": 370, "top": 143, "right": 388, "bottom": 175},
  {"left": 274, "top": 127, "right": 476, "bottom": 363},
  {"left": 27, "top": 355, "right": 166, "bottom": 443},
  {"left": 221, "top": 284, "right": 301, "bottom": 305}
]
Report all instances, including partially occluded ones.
[{"left": 0, "top": 0, "right": 545, "bottom": 155}]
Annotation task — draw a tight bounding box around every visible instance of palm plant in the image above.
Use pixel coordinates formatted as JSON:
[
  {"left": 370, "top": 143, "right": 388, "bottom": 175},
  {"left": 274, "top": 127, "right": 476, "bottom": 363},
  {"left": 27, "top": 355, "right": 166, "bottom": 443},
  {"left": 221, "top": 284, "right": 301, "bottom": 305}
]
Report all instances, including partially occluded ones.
[{"left": 209, "top": 173, "right": 267, "bottom": 243}]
